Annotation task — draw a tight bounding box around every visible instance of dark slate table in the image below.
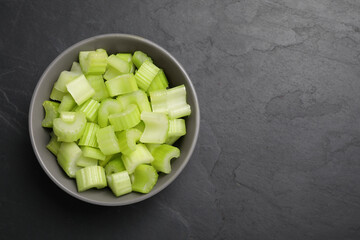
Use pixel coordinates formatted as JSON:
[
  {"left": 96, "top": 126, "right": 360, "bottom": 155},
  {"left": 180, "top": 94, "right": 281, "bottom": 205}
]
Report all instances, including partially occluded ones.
[{"left": 1, "top": 0, "right": 360, "bottom": 239}]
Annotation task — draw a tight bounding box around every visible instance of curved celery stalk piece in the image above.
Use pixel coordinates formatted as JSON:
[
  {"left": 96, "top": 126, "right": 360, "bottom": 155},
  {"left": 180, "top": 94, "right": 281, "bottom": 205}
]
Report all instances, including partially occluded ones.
[
  {"left": 82, "top": 146, "right": 106, "bottom": 161},
  {"left": 117, "top": 53, "right": 135, "bottom": 74},
  {"left": 132, "top": 51, "right": 153, "bottom": 69},
  {"left": 165, "top": 119, "right": 186, "bottom": 145},
  {"left": 70, "top": 62, "right": 82, "bottom": 74},
  {"left": 105, "top": 157, "right": 126, "bottom": 176},
  {"left": 99, "top": 154, "right": 114, "bottom": 167},
  {"left": 117, "top": 128, "right": 142, "bottom": 155},
  {"left": 108, "top": 104, "right": 141, "bottom": 131},
  {"left": 76, "top": 99, "right": 100, "bottom": 122},
  {"left": 131, "top": 164, "right": 158, "bottom": 194},
  {"left": 107, "top": 171, "right": 132, "bottom": 197},
  {"left": 86, "top": 75, "right": 109, "bottom": 101},
  {"left": 78, "top": 122, "right": 99, "bottom": 147},
  {"left": 103, "top": 67, "right": 121, "bottom": 81},
  {"left": 134, "top": 61, "right": 159, "bottom": 91},
  {"left": 60, "top": 111, "right": 76, "bottom": 123},
  {"left": 105, "top": 73, "right": 138, "bottom": 97},
  {"left": 96, "top": 126, "right": 121, "bottom": 155},
  {"left": 58, "top": 94, "right": 76, "bottom": 112},
  {"left": 50, "top": 87, "right": 66, "bottom": 101},
  {"left": 53, "top": 112, "right": 86, "bottom": 142},
  {"left": 57, "top": 142, "right": 82, "bottom": 178},
  {"left": 140, "top": 112, "right": 168, "bottom": 144},
  {"left": 54, "top": 71, "right": 80, "bottom": 93},
  {"left": 80, "top": 49, "right": 108, "bottom": 75},
  {"left": 147, "top": 69, "right": 168, "bottom": 93},
  {"left": 151, "top": 144, "right": 180, "bottom": 174},
  {"left": 75, "top": 166, "right": 107, "bottom": 192},
  {"left": 107, "top": 55, "right": 130, "bottom": 74},
  {"left": 117, "top": 90, "right": 151, "bottom": 112},
  {"left": 134, "top": 121, "right": 145, "bottom": 133},
  {"left": 98, "top": 99, "right": 123, "bottom": 128},
  {"left": 66, "top": 74, "right": 95, "bottom": 105},
  {"left": 76, "top": 155, "right": 98, "bottom": 167},
  {"left": 122, "top": 144, "right": 153, "bottom": 174},
  {"left": 145, "top": 143, "right": 161, "bottom": 154},
  {"left": 47, "top": 132, "right": 61, "bottom": 156},
  {"left": 42, "top": 101, "right": 60, "bottom": 128}
]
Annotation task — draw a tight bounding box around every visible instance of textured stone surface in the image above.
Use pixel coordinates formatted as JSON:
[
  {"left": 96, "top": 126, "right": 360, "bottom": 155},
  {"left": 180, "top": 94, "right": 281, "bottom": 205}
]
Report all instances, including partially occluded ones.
[{"left": 1, "top": 0, "right": 360, "bottom": 239}]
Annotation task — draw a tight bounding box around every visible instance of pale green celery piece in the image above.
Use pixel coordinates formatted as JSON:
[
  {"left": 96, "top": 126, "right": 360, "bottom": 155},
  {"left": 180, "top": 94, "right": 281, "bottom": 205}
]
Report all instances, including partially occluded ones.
[
  {"left": 80, "top": 50, "right": 108, "bottom": 75},
  {"left": 151, "top": 144, "right": 180, "bottom": 174},
  {"left": 147, "top": 69, "right": 169, "bottom": 93},
  {"left": 116, "top": 53, "right": 135, "bottom": 74},
  {"left": 145, "top": 143, "right": 161, "bottom": 154},
  {"left": 117, "top": 128, "right": 142, "bottom": 155},
  {"left": 54, "top": 71, "right": 80, "bottom": 93},
  {"left": 53, "top": 112, "right": 86, "bottom": 142},
  {"left": 50, "top": 87, "right": 66, "bottom": 101},
  {"left": 149, "top": 89, "right": 168, "bottom": 113},
  {"left": 66, "top": 74, "right": 95, "bottom": 105},
  {"left": 108, "top": 104, "right": 141, "bottom": 131},
  {"left": 86, "top": 75, "right": 110, "bottom": 101},
  {"left": 78, "top": 122, "right": 99, "bottom": 147},
  {"left": 107, "top": 54, "right": 130, "bottom": 74},
  {"left": 107, "top": 171, "right": 132, "bottom": 197},
  {"left": 82, "top": 146, "right": 106, "bottom": 161},
  {"left": 165, "top": 119, "right": 186, "bottom": 145},
  {"left": 79, "top": 51, "right": 91, "bottom": 72},
  {"left": 105, "top": 73, "right": 138, "bottom": 97},
  {"left": 134, "top": 61, "right": 160, "bottom": 91},
  {"left": 47, "top": 132, "right": 61, "bottom": 156},
  {"left": 103, "top": 67, "right": 122, "bottom": 81},
  {"left": 60, "top": 111, "right": 76, "bottom": 123},
  {"left": 132, "top": 51, "right": 153, "bottom": 69},
  {"left": 76, "top": 154, "right": 98, "bottom": 167},
  {"left": 57, "top": 142, "right": 82, "bottom": 178},
  {"left": 99, "top": 154, "right": 115, "bottom": 167},
  {"left": 96, "top": 125, "right": 121, "bottom": 155},
  {"left": 140, "top": 112, "right": 168, "bottom": 144},
  {"left": 76, "top": 99, "right": 100, "bottom": 122},
  {"left": 134, "top": 121, "right": 145, "bottom": 133},
  {"left": 168, "top": 104, "right": 191, "bottom": 119},
  {"left": 75, "top": 166, "right": 107, "bottom": 192},
  {"left": 70, "top": 62, "right": 82, "bottom": 74},
  {"left": 116, "top": 90, "right": 151, "bottom": 112},
  {"left": 121, "top": 144, "right": 154, "bottom": 174},
  {"left": 58, "top": 94, "right": 76, "bottom": 112},
  {"left": 131, "top": 164, "right": 158, "bottom": 194},
  {"left": 98, "top": 98, "right": 123, "bottom": 128},
  {"left": 105, "top": 157, "right": 126, "bottom": 176},
  {"left": 42, "top": 101, "right": 60, "bottom": 128}
]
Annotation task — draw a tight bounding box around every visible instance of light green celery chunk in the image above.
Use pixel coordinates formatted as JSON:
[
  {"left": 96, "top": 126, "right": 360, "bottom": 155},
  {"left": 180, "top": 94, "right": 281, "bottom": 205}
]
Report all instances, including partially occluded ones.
[
  {"left": 107, "top": 171, "right": 132, "bottom": 197},
  {"left": 76, "top": 99, "right": 100, "bottom": 122},
  {"left": 149, "top": 89, "right": 167, "bottom": 113},
  {"left": 165, "top": 119, "right": 186, "bottom": 145},
  {"left": 75, "top": 166, "right": 107, "bottom": 192},
  {"left": 134, "top": 61, "right": 160, "bottom": 91},
  {"left": 99, "top": 154, "right": 114, "bottom": 167},
  {"left": 98, "top": 99, "right": 123, "bottom": 128},
  {"left": 147, "top": 69, "right": 169, "bottom": 93},
  {"left": 66, "top": 74, "right": 95, "bottom": 105},
  {"left": 80, "top": 49, "right": 108, "bottom": 75},
  {"left": 116, "top": 128, "right": 142, "bottom": 155},
  {"left": 151, "top": 144, "right": 180, "bottom": 174},
  {"left": 103, "top": 67, "right": 122, "bottom": 81},
  {"left": 131, "top": 164, "right": 158, "bottom": 193},
  {"left": 60, "top": 112, "right": 76, "bottom": 123},
  {"left": 54, "top": 71, "right": 80, "bottom": 93},
  {"left": 117, "top": 53, "right": 135, "bottom": 74},
  {"left": 58, "top": 94, "right": 76, "bottom": 112},
  {"left": 134, "top": 121, "right": 145, "bottom": 132},
  {"left": 47, "top": 132, "right": 61, "bottom": 156},
  {"left": 86, "top": 75, "right": 110, "bottom": 101},
  {"left": 53, "top": 112, "right": 86, "bottom": 142},
  {"left": 105, "top": 73, "right": 138, "bottom": 97},
  {"left": 108, "top": 104, "right": 141, "bottom": 131},
  {"left": 57, "top": 142, "right": 82, "bottom": 178},
  {"left": 107, "top": 54, "right": 130, "bottom": 74},
  {"left": 116, "top": 90, "right": 151, "bottom": 112},
  {"left": 105, "top": 157, "right": 126, "bottom": 176},
  {"left": 96, "top": 126, "right": 121, "bottom": 155},
  {"left": 82, "top": 146, "right": 106, "bottom": 161},
  {"left": 122, "top": 144, "right": 153, "bottom": 174},
  {"left": 50, "top": 87, "right": 66, "bottom": 101},
  {"left": 145, "top": 143, "right": 161, "bottom": 154},
  {"left": 140, "top": 112, "right": 168, "bottom": 144},
  {"left": 132, "top": 51, "right": 153, "bottom": 69},
  {"left": 78, "top": 122, "right": 99, "bottom": 147},
  {"left": 42, "top": 101, "right": 60, "bottom": 128},
  {"left": 70, "top": 62, "right": 82, "bottom": 74},
  {"left": 76, "top": 154, "right": 98, "bottom": 167}
]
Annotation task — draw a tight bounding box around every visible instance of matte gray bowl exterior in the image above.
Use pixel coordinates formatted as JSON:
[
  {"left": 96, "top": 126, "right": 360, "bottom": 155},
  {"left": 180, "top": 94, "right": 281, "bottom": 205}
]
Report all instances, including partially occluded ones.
[{"left": 29, "top": 34, "right": 200, "bottom": 206}]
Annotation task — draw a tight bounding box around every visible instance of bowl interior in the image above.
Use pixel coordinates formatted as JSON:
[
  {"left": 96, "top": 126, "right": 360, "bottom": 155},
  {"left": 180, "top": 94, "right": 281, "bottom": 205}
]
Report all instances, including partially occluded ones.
[{"left": 29, "top": 34, "right": 199, "bottom": 206}]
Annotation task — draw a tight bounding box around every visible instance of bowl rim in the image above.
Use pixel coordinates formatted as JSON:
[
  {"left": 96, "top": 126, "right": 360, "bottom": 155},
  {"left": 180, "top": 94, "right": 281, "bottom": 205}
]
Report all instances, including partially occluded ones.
[{"left": 28, "top": 33, "right": 200, "bottom": 206}]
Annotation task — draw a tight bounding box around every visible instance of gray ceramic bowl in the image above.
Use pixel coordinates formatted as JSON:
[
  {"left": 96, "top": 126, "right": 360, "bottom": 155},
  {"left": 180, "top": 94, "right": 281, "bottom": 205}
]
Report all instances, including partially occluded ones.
[{"left": 29, "top": 34, "right": 200, "bottom": 206}]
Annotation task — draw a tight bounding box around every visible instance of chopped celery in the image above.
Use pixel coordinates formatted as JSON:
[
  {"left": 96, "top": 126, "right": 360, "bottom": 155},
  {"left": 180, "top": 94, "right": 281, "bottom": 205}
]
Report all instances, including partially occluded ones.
[
  {"left": 82, "top": 146, "right": 106, "bottom": 161},
  {"left": 105, "top": 73, "right": 138, "bottom": 97},
  {"left": 99, "top": 154, "right": 115, "bottom": 167},
  {"left": 103, "top": 67, "right": 122, "bottom": 81},
  {"left": 66, "top": 74, "right": 95, "bottom": 105},
  {"left": 96, "top": 126, "right": 121, "bottom": 155},
  {"left": 131, "top": 164, "right": 158, "bottom": 194},
  {"left": 53, "top": 112, "right": 86, "bottom": 142},
  {"left": 46, "top": 132, "right": 61, "bottom": 156},
  {"left": 140, "top": 112, "right": 168, "bottom": 144},
  {"left": 70, "top": 62, "right": 82, "bottom": 74},
  {"left": 165, "top": 119, "right": 186, "bottom": 145},
  {"left": 58, "top": 94, "right": 76, "bottom": 112},
  {"left": 134, "top": 121, "right": 145, "bottom": 132},
  {"left": 117, "top": 53, "right": 135, "bottom": 74},
  {"left": 54, "top": 71, "right": 80, "bottom": 93},
  {"left": 108, "top": 104, "right": 141, "bottom": 131},
  {"left": 145, "top": 143, "right": 161, "bottom": 154},
  {"left": 57, "top": 142, "right": 82, "bottom": 178},
  {"left": 80, "top": 49, "right": 108, "bottom": 75},
  {"left": 98, "top": 98, "right": 123, "bottom": 128},
  {"left": 134, "top": 61, "right": 160, "bottom": 91},
  {"left": 105, "top": 157, "right": 126, "bottom": 176},
  {"left": 50, "top": 87, "right": 66, "bottom": 101},
  {"left": 60, "top": 111, "right": 76, "bottom": 123},
  {"left": 76, "top": 99, "right": 100, "bottom": 122},
  {"left": 86, "top": 75, "right": 110, "bottom": 101},
  {"left": 107, "top": 54, "right": 130, "bottom": 74},
  {"left": 132, "top": 51, "right": 153, "bottom": 69},
  {"left": 42, "top": 101, "right": 60, "bottom": 128},
  {"left": 117, "top": 128, "right": 142, "bottom": 155},
  {"left": 107, "top": 171, "right": 132, "bottom": 197},
  {"left": 78, "top": 122, "right": 99, "bottom": 147},
  {"left": 116, "top": 90, "right": 151, "bottom": 112},
  {"left": 151, "top": 144, "right": 180, "bottom": 174},
  {"left": 122, "top": 144, "right": 153, "bottom": 174},
  {"left": 76, "top": 155, "right": 98, "bottom": 167},
  {"left": 147, "top": 69, "right": 169, "bottom": 93},
  {"left": 75, "top": 166, "right": 107, "bottom": 192}
]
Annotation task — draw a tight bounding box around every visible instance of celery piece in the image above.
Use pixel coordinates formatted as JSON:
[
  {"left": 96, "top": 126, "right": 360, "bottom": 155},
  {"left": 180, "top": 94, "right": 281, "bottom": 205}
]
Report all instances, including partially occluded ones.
[
  {"left": 151, "top": 144, "right": 180, "bottom": 174},
  {"left": 117, "top": 53, "right": 135, "bottom": 74},
  {"left": 131, "top": 164, "right": 158, "bottom": 194},
  {"left": 105, "top": 73, "right": 138, "bottom": 97},
  {"left": 149, "top": 88, "right": 167, "bottom": 113},
  {"left": 98, "top": 98, "right": 123, "bottom": 128},
  {"left": 107, "top": 54, "right": 130, "bottom": 74},
  {"left": 76, "top": 99, "right": 100, "bottom": 122},
  {"left": 132, "top": 51, "right": 153, "bottom": 69},
  {"left": 107, "top": 171, "right": 132, "bottom": 197},
  {"left": 80, "top": 49, "right": 108, "bottom": 75},
  {"left": 134, "top": 61, "right": 160, "bottom": 91},
  {"left": 58, "top": 94, "right": 76, "bottom": 112},
  {"left": 86, "top": 75, "right": 109, "bottom": 101},
  {"left": 75, "top": 166, "right": 107, "bottom": 192},
  {"left": 66, "top": 74, "right": 95, "bottom": 105},
  {"left": 99, "top": 154, "right": 114, "bottom": 167},
  {"left": 70, "top": 62, "right": 82, "bottom": 74},
  {"left": 78, "top": 122, "right": 99, "bottom": 147},
  {"left": 42, "top": 101, "right": 60, "bottom": 128},
  {"left": 122, "top": 144, "right": 154, "bottom": 174},
  {"left": 116, "top": 90, "right": 151, "bottom": 112},
  {"left": 76, "top": 155, "right": 98, "bottom": 167},
  {"left": 108, "top": 104, "right": 141, "bottom": 131},
  {"left": 140, "top": 112, "right": 168, "bottom": 144},
  {"left": 147, "top": 69, "right": 169, "bottom": 93},
  {"left": 54, "top": 71, "right": 80, "bottom": 93},
  {"left": 96, "top": 126, "right": 121, "bottom": 155},
  {"left": 60, "top": 112, "right": 76, "bottom": 123},
  {"left": 50, "top": 87, "right": 66, "bottom": 101},
  {"left": 105, "top": 157, "right": 126, "bottom": 176},
  {"left": 134, "top": 121, "right": 145, "bottom": 132},
  {"left": 53, "top": 112, "right": 86, "bottom": 142},
  {"left": 82, "top": 146, "right": 106, "bottom": 161},
  {"left": 145, "top": 143, "right": 161, "bottom": 154},
  {"left": 47, "top": 132, "right": 61, "bottom": 156},
  {"left": 165, "top": 119, "right": 186, "bottom": 145},
  {"left": 117, "top": 128, "right": 142, "bottom": 155},
  {"left": 103, "top": 67, "right": 122, "bottom": 81},
  {"left": 57, "top": 142, "right": 82, "bottom": 178}
]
